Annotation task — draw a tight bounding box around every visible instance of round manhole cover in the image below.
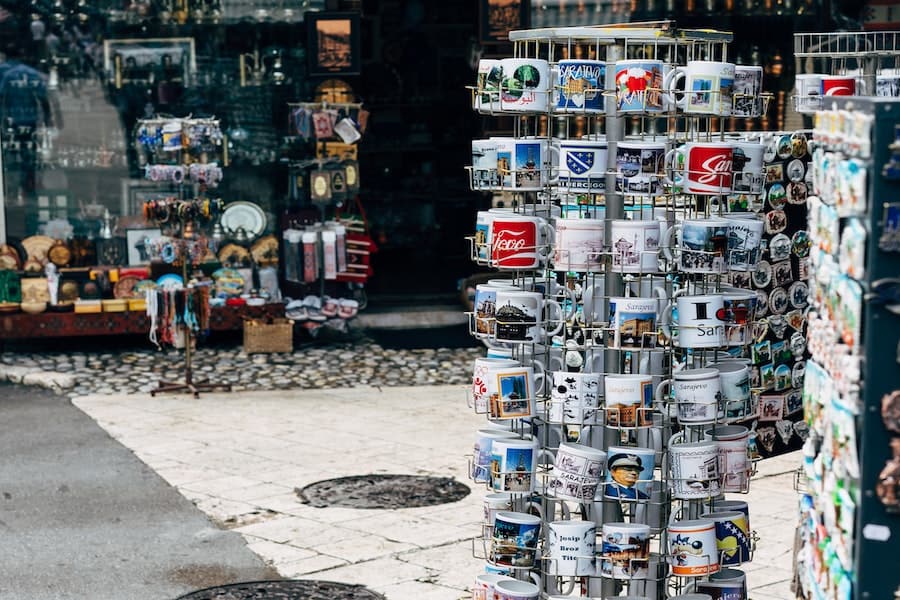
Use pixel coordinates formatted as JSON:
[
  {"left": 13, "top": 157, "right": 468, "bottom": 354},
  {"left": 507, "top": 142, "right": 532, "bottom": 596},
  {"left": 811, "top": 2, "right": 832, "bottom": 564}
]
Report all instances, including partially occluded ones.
[
  {"left": 295, "top": 474, "right": 470, "bottom": 509},
  {"left": 176, "top": 579, "right": 386, "bottom": 599}
]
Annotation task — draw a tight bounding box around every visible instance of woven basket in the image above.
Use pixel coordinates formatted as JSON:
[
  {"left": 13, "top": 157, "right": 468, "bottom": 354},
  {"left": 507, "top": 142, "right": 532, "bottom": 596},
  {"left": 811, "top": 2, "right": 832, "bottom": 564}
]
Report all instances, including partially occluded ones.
[{"left": 243, "top": 318, "right": 294, "bottom": 353}]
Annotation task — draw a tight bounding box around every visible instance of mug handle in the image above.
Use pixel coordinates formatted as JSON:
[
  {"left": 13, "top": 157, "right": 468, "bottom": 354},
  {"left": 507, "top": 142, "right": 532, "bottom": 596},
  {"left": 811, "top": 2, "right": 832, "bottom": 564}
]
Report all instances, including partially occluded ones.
[
  {"left": 663, "top": 66, "right": 686, "bottom": 110},
  {"left": 663, "top": 146, "right": 683, "bottom": 189},
  {"left": 531, "top": 359, "right": 547, "bottom": 396},
  {"left": 655, "top": 377, "right": 673, "bottom": 412},
  {"left": 538, "top": 222, "right": 557, "bottom": 262},
  {"left": 544, "top": 298, "right": 566, "bottom": 336},
  {"left": 658, "top": 300, "right": 675, "bottom": 344},
  {"left": 659, "top": 223, "right": 680, "bottom": 265},
  {"left": 547, "top": 144, "right": 561, "bottom": 185}
]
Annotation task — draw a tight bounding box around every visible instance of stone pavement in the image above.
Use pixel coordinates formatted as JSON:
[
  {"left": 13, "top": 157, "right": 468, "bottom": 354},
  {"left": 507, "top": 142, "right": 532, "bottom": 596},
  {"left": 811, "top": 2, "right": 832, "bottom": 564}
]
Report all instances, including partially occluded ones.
[{"left": 70, "top": 385, "right": 802, "bottom": 600}]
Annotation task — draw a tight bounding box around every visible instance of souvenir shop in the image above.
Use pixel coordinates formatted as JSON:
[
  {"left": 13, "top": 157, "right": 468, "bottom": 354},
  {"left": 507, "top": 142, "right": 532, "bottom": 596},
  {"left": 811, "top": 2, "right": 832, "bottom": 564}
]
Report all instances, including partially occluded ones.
[
  {"left": 0, "top": 1, "right": 378, "bottom": 353},
  {"left": 463, "top": 21, "right": 900, "bottom": 600}
]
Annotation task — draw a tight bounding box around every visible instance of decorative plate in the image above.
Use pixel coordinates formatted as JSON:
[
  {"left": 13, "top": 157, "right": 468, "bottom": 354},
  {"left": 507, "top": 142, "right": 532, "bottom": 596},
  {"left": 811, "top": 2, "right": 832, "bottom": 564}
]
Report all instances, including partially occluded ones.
[
  {"left": 21, "top": 235, "right": 56, "bottom": 264},
  {"left": 211, "top": 267, "right": 245, "bottom": 298},
  {"left": 156, "top": 274, "right": 184, "bottom": 289},
  {"left": 114, "top": 275, "right": 142, "bottom": 299},
  {"left": 752, "top": 260, "right": 772, "bottom": 289},
  {"left": 0, "top": 244, "right": 20, "bottom": 270},
  {"left": 48, "top": 240, "right": 72, "bottom": 267},
  {"left": 59, "top": 280, "right": 80, "bottom": 303},
  {"left": 250, "top": 234, "right": 279, "bottom": 266},
  {"left": 220, "top": 201, "right": 266, "bottom": 240},
  {"left": 217, "top": 243, "right": 252, "bottom": 267},
  {"left": 133, "top": 279, "right": 158, "bottom": 296}
]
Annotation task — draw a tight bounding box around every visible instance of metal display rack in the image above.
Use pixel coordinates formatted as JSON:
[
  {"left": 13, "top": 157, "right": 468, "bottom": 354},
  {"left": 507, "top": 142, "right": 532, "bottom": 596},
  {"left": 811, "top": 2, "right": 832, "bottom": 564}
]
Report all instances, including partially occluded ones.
[
  {"left": 464, "top": 20, "right": 778, "bottom": 600},
  {"left": 796, "top": 96, "right": 900, "bottom": 600}
]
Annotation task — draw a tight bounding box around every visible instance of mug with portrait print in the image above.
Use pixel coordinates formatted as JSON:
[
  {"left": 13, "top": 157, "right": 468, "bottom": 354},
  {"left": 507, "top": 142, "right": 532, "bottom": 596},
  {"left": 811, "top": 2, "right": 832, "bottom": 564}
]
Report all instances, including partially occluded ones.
[{"left": 603, "top": 446, "right": 656, "bottom": 501}]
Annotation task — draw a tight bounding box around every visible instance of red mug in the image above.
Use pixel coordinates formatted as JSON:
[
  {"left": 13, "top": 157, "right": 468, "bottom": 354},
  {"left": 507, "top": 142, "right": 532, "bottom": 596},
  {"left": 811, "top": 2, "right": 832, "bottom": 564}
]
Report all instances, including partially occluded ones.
[
  {"left": 682, "top": 142, "right": 733, "bottom": 195},
  {"left": 821, "top": 76, "right": 856, "bottom": 97},
  {"left": 489, "top": 216, "right": 554, "bottom": 271}
]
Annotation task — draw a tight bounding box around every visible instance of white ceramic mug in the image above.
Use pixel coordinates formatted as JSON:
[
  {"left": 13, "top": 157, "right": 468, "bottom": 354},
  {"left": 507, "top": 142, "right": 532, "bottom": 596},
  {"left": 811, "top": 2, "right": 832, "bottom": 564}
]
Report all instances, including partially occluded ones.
[
  {"left": 553, "top": 217, "right": 605, "bottom": 272},
  {"left": 493, "top": 578, "right": 541, "bottom": 600},
  {"left": 662, "top": 293, "right": 726, "bottom": 349},
  {"left": 604, "top": 374, "right": 654, "bottom": 428},
  {"left": 730, "top": 141, "right": 765, "bottom": 195},
  {"left": 714, "top": 361, "right": 752, "bottom": 423},
  {"left": 705, "top": 424, "right": 751, "bottom": 494},
  {"left": 471, "top": 357, "right": 519, "bottom": 414},
  {"left": 485, "top": 365, "right": 539, "bottom": 420},
  {"left": 794, "top": 73, "right": 824, "bottom": 113},
  {"left": 657, "top": 367, "right": 723, "bottom": 425},
  {"left": 492, "top": 289, "right": 564, "bottom": 345},
  {"left": 609, "top": 296, "right": 660, "bottom": 349},
  {"left": 554, "top": 138, "right": 608, "bottom": 196},
  {"left": 489, "top": 215, "right": 555, "bottom": 270},
  {"left": 475, "top": 59, "right": 503, "bottom": 113},
  {"left": 491, "top": 510, "right": 542, "bottom": 569},
  {"left": 603, "top": 446, "right": 656, "bottom": 500},
  {"left": 600, "top": 521, "right": 652, "bottom": 579},
  {"left": 547, "top": 442, "right": 607, "bottom": 502},
  {"left": 662, "top": 218, "right": 730, "bottom": 274},
  {"left": 614, "top": 59, "right": 666, "bottom": 113},
  {"left": 472, "top": 283, "right": 519, "bottom": 339},
  {"left": 876, "top": 70, "right": 900, "bottom": 97},
  {"left": 724, "top": 215, "right": 764, "bottom": 272},
  {"left": 616, "top": 141, "right": 667, "bottom": 198},
  {"left": 546, "top": 519, "right": 597, "bottom": 576},
  {"left": 491, "top": 137, "right": 556, "bottom": 191},
  {"left": 694, "top": 567, "right": 748, "bottom": 599},
  {"left": 556, "top": 59, "right": 606, "bottom": 113},
  {"left": 548, "top": 371, "right": 601, "bottom": 425},
  {"left": 473, "top": 428, "right": 520, "bottom": 482},
  {"left": 499, "top": 58, "right": 551, "bottom": 113},
  {"left": 668, "top": 518, "right": 720, "bottom": 576},
  {"left": 700, "top": 511, "right": 751, "bottom": 566},
  {"left": 665, "top": 60, "right": 735, "bottom": 116},
  {"left": 679, "top": 142, "right": 734, "bottom": 195},
  {"left": 490, "top": 438, "right": 541, "bottom": 493},
  {"left": 471, "top": 140, "right": 502, "bottom": 191},
  {"left": 609, "top": 219, "right": 661, "bottom": 274},
  {"left": 668, "top": 434, "right": 721, "bottom": 500},
  {"left": 732, "top": 65, "right": 763, "bottom": 117}
]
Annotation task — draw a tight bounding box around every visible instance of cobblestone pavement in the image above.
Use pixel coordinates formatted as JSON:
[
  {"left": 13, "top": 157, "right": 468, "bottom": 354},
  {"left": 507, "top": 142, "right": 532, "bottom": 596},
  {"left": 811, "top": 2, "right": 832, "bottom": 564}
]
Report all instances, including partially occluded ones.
[{"left": 0, "top": 333, "right": 483, "bottom": 397}]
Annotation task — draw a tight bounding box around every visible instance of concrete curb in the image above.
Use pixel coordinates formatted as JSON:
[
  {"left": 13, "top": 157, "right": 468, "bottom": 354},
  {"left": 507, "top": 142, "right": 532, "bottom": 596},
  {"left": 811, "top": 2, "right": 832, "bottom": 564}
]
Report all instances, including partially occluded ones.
[{"left": 0, "top": 365, "right": 77, "bottom": 391}]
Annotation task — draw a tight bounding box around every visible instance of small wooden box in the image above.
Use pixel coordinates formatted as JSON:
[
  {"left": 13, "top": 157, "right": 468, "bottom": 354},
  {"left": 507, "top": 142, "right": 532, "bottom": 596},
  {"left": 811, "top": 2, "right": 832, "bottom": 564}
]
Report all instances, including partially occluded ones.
[{"left": 243, "top": 318, "right": 293, "bottom": 353}]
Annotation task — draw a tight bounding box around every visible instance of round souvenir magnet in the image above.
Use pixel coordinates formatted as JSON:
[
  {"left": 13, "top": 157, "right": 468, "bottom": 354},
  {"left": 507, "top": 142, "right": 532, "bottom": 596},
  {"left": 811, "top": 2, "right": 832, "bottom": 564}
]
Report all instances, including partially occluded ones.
[
  {"left": 768, "top": 286, "right": 789, "bottom": 315},
  {"left": 791, "top": 132, "right": 808, "bottom": 158},
  {"left": 788, "top": 181, "right": 808, "bottom": 204},
  {"left": 763, "top": 136, "right": 778, "bottom": 162},
  {"left": 776, "top": 134, "right": 793, "bottom": 159},
  {"left": 789, "top": 281, "right": 809, "bottom": 308},
  {"left": 756, "top": 289, "right": 769, "bottom": 317},
  {"left": 786, "top": 158, "right": 806, "bottom": 182},
  {"left": 767, "top": 183, "right": 787, "bottom": 210},
  {"left": 765, "top": 209, "right": 788, "bottom": 234},
  {"left": 753, "top": 260, "right": 773, "bottom": 289},
  {"left": 769, "top": 233, "right": 792, "bottom": 262},
  {"left": 792, "top": 230, "right": 811, "bottom": 257}
]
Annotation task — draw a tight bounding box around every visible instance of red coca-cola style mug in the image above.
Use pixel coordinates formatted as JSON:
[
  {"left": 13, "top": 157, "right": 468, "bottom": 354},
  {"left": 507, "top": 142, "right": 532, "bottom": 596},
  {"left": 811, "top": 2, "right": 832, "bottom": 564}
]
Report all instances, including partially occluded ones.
[
  {"left": 821, "top": 75, "right": 857, "bottom": 97},
  {"left": 489, "top": 216, "right": 555, "bottom": 271},
  {"left": 680, "top": 142, "right": 734, "bottom": 195}
]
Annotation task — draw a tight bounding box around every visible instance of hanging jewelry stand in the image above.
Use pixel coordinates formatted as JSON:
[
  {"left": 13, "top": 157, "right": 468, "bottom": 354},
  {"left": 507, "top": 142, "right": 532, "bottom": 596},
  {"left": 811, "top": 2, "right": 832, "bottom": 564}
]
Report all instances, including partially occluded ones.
[
  {"left": 150, "top": 213, "right": 231, "bottom": 399},
  {"left": 136, "top": 115, "right": 231, "bottom": 398}
]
